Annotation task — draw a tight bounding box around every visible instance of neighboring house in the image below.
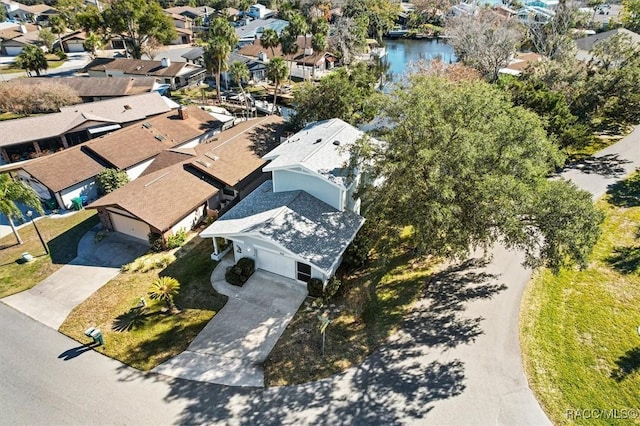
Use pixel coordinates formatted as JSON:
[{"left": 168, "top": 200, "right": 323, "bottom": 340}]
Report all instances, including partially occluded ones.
[
  {"left": 575, "top": 28, "right": 640, "bottom": 62},
  {"left": 0, "top": 23, "right": 41, "bottom": 56},
  {"left": 85, "top": 57, "right": 206, "bottom": 90},
  {"left": 0, "top": 92, "right": 174, "bottom": 163},
  {"left": 525, "top": 0, "right": 558, "bottom": 9},
  {"left": 26, "top": 3, "right": 58, "bottom": 24},
  {"left": 201, "top": 118, "right": 369, "bottom": 285},
  {"left": 1, "top": 0, "right": 57, "bottom": 23},
  {"left": 516, "top": 6, "right": 555, "bottom": 24},
  {"left": 218, "top": 7, "right": 240, "bottom": 22},
  {"left": 9, "top": 76, "right": 160, "bottom": 102},
  {"left": 238, "top": 37, "right": 337, "bottom": 80},
  {"left": 182, "top": 48, "right": 266, "bottom": 83},
  {"left": 86, "top": 115, "right": 287, "bottom": 245},
  {"left": 246, "top": 3, "right": 275, "bottom": 19},
  {"left": 16, "top": 105, "right": 224, "bottom": 210},
  {"left": 164, "top": 12, "right": 195, "bottom": 45},
  {"left": 498, "top": 52, "right": 544, "bottom": 76},
  {"left": 59, "top": 30, "right": 87, "bottom": 53},
  {"left": 165, "top": 5, "right": 214, "bottom": 23},
  {"left": 235, "top": 18, "right": 289, "bottom": 45}
]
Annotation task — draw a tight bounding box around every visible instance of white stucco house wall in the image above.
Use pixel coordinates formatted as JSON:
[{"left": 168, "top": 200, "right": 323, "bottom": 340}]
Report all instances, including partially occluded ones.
[{"left": 201, "top": 118, "right": 371, "bottom": 285}]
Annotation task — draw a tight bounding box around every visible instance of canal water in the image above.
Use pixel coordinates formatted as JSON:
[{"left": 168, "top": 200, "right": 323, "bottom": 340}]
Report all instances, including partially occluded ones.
[{"left": 382, "top": 38, "right": 457, "bottom": 83}]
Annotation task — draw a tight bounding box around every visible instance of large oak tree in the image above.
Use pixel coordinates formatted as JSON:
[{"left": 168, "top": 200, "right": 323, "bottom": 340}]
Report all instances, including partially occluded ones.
[{"left": 353, "top": 76, "right": 603, "bottom": 271}]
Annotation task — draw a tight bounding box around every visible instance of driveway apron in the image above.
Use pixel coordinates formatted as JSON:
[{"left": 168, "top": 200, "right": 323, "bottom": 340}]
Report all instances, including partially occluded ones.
[
  {"left": 2, "top": 226, "right": 148, "bottom": 330},
  {"left": 153, "top": 266, "right": 307, "bottom": 387}
]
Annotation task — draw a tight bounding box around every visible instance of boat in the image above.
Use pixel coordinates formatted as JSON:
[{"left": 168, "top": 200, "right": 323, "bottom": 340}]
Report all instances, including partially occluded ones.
[{"left": 254, "top": 99, "right": 281, "bottom": 115}]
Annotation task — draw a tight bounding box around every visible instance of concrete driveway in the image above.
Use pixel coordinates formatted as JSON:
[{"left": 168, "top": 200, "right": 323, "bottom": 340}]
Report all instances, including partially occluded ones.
[
  {"left": 153, "top": 259, "right": 307, "bottom": 387},
  {"left": 2, "top": 226, "right": 148, "bottom": 330}
]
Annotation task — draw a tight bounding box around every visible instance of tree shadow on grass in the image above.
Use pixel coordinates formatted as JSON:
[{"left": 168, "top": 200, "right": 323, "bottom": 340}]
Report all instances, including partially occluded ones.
[
  {"left": 606, "top": 246, "right": 640, "bottom": 274},
  {"left": 564, "top": 154, "right": 632, "bottom": 179},
  {"left": 48, "top": 215, "right": 99, "bottom": 264},
  {"left": 610, "top": 347, "right": 640, "bottom": 382},
  {"left": 107, "top": 254, "right": 507, "bottom": 425},
  {"left": 606, "top": 172, "right": 640, "bottom": 208}
]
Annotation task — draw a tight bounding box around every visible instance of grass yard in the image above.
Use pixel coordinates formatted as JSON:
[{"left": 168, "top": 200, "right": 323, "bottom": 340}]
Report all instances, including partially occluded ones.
[
  {"left": 264, "top": 250, "right": 437, "bottom": 386},
  {"left": 520, "top": 172, "right": 640, "bottom": 425},
  {"left": 0, "top": 210, "right": 98, "bottom": 298},
  {"left": 59, "top": 237, "right": 227, "bottom": 371}
]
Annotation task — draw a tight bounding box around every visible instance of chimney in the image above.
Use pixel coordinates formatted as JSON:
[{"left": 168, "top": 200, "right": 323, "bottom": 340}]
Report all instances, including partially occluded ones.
[
  {"left": 161, "top": 58, "right": 171, "bottom": 68},
  {"left": 304, "top": 47, "right": 313, "bottom": 56},
  {"left": 178, "top": 106, "right": 188, "bottom": 120},
  {"left": 20, "top": 25, "right": 27, "bottom": 34},
  {"left": 258, "top": 51, "right": 268, "bottom": 62}
]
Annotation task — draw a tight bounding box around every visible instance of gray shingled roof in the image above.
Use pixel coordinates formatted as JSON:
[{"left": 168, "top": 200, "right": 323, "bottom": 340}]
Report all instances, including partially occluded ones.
[
  {"left": 201, "top": 180, "right": 365, "bottom": 272},
  {"left": 262, "top": 118, "right": 365, "bottom": 188},
  {"left": 576, "top": 28, "right": 640, "bottom": 52}
]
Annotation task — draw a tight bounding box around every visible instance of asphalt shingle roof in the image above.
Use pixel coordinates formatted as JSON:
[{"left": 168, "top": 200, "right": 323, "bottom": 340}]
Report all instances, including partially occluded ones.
[
  {"left": 263, "top": 118, "right": 365, "bottom": 188},
  {"left": 201, "top": 180, "right": 365, "bottom": 272}
]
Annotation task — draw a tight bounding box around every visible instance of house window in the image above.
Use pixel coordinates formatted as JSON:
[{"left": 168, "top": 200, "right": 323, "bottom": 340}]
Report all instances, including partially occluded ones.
[
  {"left": 296, "top": 262, "right": 311, "bottom": 282},
  {"left": 223, "top": 187, "right": 235, "bottom": 196}
]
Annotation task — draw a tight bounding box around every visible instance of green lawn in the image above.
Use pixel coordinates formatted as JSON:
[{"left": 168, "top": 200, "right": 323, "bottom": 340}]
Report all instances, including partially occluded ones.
[
  {"left": 59, "top": 237, "right": 227, "bottom": 371},
  {"left": 0, "top": 210, "right": 99, "bottom": 298},
  {"left": 520, "top": 173, "right": 640, "bottom": 425},
  {"left": 264, "top": 249, "right": 437, "bottom": 386}
]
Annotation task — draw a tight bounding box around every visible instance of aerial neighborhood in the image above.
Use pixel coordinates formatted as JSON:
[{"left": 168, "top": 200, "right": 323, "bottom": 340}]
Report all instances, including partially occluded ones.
[{"left": 0, "top": 0, "right": 638, "bottom": 423}]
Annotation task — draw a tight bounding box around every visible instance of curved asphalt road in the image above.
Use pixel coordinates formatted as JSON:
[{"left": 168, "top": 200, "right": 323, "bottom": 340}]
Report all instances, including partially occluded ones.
[{"left": 1, "top": 128, "right": 638, "bottom": 425}]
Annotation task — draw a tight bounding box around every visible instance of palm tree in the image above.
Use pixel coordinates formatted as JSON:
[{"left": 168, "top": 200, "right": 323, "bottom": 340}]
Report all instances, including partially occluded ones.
[
  {"left": 0, "top": 173, "right": 44, "bottom": 245},
  {"left": 204, "top": 38, "right": 232, "bottom": 103},
  {"left": 205, "top": 17, "right": 238, "bottom": 103},
  {"left": 15, "top": 45, "right": 48, "bottom": 77},
  {"left": 229, "top": 61, "right": 252, "bottom": 117},
  {"left": 266, "top": 57, "right": 288, "bottom": 111},
  {"left": 260, "top": 28, "right": 279, "bottom": 57},
  {"left": 288, "top": 12, "right": 309, "bottom": 79},
  {"left": 49, "top": 15, "right": 67, "bottom": 53},
  {"left": 148, "top": 276, "right": 180, "bottom": 313},
  {"left": 311, "top": 19, "right": 329, "bottom": 80},
  {"left": 280, "top": 28, "right": 298, "bottom": 83}
]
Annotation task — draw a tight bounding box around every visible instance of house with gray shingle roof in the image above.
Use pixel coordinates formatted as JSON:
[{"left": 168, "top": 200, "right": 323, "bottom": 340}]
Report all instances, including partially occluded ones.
[{"left": 201, "top": 118, "right": 369, "bottom": 284}]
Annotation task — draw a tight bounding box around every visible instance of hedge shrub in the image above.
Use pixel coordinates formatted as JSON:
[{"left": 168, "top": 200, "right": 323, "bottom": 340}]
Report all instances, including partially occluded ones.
[
  {"left": 307, "top": 278, "right": 323, "bottom": 298},
  {"left": 225, "top": 257, "right": 255, "bottom": 286}
]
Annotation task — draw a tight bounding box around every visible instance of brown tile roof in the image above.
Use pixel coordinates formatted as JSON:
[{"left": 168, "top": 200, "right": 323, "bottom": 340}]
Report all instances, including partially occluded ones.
[
  {"left": 84, "top": 106, "right": 219, "bottom": 170},
  {"left": 505, "top": 52, "right": 544, "bottom": 72},
  {"left": 22, "top": 146, "right": 105, "bottom": 192},
  {"left": 85, "top": 58, "right": 202, "bottom": 78},
  {"left": 189, "top": 115, "right": 286, "bottom": 187},
  {"left": 10, "top": 76, "right": 157, "bottom": 98},
  {"left": 87, "top": 163, "right": 218, "bottom": 232},
  {"left": 238, "top": 37, "right": 333, "bottom": 66}
]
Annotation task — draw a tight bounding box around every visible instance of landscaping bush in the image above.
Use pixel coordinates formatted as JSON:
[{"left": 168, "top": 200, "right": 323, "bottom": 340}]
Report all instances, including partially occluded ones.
[
  {"left": 148, "top": 232, "right": 164, "bottom": 252},
  {"left": 54, "top": 49, "right": 67, "bottom": 60},
  {"left": 166, "top": 229, "right": 187, "bottom": 249},
  {"left": 224, "top": 257, "right": 255, "bottom": 286},
  {"left": 237, "top": 257, "right": 255, "bottom": 276},
  {"left": 323, "top": 277, "right": 342, "bottom": 302},
  {"left": 307, "top": 278, "right": 324, "bottom": 298}
]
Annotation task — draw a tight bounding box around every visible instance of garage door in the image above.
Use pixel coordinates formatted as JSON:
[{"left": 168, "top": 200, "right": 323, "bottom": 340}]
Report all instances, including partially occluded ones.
[
  {"left": 256, "top": 248, "right": 295, "bottom": 279},
  {"left": 109, "top": 212, "right": 150, "bottom": 242},
  {"left": 67, "top": 42, "right": 85, "bottom": 52},
  {"left": 5, "top": 46, "right": 23, "bottom": 56}
]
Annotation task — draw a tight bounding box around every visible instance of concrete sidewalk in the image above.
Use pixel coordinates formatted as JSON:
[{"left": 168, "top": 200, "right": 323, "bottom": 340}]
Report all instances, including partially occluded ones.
[
  {"left": 2, "top": 226, "right": 148, "bottom": 330},
  {"left": 152, "top": 256, "right": 307, "bottom": 387}
]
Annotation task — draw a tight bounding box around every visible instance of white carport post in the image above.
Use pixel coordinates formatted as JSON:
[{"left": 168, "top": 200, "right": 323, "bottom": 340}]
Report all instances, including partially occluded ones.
[{"left": 212, "top": 237, "right": 219, "bottom": 256}]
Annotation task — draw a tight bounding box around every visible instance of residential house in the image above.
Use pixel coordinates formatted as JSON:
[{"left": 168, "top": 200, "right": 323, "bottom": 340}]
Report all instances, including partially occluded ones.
[
  {"left": 59, "top": 30, "right": 87, "bottom": 53},
  {"left": 9, "top": 76, "right": 160, "bottom": 102},
  {"left": 16, "top": 105, "right": 224, "bottom": 210},
  {"left": 1, "top": 0, "right": 57, "bottom": 23},
  {"left": 85, "top": 57, "right": 206, "bottom": 90},
  {"left": 235, "top": 18, "right": 289, "bottom": 45},
  {"left": 238, "top": 36, "right": 337, "bottom": 80},
  {"left": 246, "top": 3, "right": 275, "bottom": 19},
  {"left": 498, "top": 52, "right": 544, "bottom": 76},
  {"left": 516, "top": 6, "right": 555, "bottom": 24},
  {"left": 164, "top": 12, "right": 195, "bottom": 45},
  {"left": 575, "top": 28, "right": 640, "bottom": 62},
  {"left": 0, "top": 23, "right": 41, "bottom": 56},
  {"left": 164, "top": 5, "right": 213, "bottom": 24},
  {"left": 201, "top": 118, "right": 369, "bottom": 285},
  {"left": 0, "top": 92, "right": 174, "bottom": 163},
  {"left": 182, "top": 48, "right": 267, "bottom": 83},
  {"left": 86, "top": 115, "right": 287, "bottom": 245}
]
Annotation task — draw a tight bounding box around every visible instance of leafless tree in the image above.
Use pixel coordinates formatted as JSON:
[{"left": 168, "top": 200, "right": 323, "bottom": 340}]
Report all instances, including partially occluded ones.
[
  {"left": 0, "top": 81, "right": 81, "bottom": 114},
  {"left": 524, "top": 1, "right": 581, "bottom": 60},
  {"left": 329, "top": 16, "right": 367, "bottom": 65},
  {"left": 446, "top": 10, "right": 523, "bottom": 82}
]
